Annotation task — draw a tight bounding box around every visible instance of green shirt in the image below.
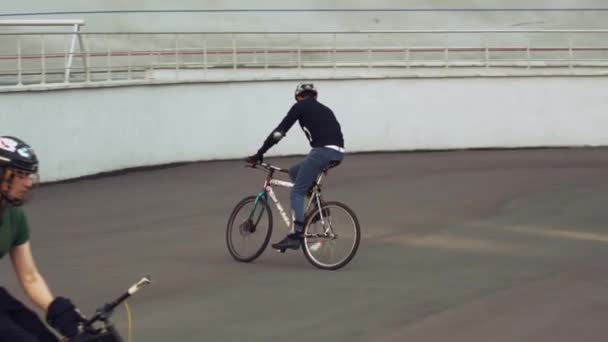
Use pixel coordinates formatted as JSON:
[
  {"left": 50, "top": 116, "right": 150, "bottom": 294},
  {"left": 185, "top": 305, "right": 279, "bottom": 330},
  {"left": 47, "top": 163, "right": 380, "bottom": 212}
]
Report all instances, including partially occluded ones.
[{"left": 0, "top": 205, "right": 30, "bottom": 259}]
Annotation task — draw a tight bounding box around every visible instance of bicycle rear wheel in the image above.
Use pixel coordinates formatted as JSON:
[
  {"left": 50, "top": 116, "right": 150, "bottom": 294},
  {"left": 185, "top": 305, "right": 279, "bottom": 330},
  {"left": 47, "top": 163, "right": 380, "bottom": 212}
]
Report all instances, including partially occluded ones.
[
  {"left": 226, "top": 195, "right": 273, "bottom": 262},
  {"left": 302, "top": 201, "right": 360, "bottom": 270}
]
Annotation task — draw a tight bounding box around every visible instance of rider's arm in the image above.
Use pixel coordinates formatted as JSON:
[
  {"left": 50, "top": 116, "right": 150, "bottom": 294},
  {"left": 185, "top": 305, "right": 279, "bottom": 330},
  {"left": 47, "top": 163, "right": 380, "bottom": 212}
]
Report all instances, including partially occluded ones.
[
  {"left": 12, "top": 242, "right": 85, "bottom": 338},
  {"left": 10, "top": 242, "right": 54, "bottom": 311},
  {"left": 257, "top": 102, "right": 303, "bottom": 155}
]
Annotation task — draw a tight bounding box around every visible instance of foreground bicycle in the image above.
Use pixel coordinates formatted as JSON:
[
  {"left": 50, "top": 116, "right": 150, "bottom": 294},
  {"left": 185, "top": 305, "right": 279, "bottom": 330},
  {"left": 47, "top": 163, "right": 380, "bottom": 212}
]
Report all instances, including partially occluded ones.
[
  {"left": 226, "top": 161, "right": 360, "bottom": 270},
  {"left": 63, "top": 276, "right": 152, "bottom": 342}
]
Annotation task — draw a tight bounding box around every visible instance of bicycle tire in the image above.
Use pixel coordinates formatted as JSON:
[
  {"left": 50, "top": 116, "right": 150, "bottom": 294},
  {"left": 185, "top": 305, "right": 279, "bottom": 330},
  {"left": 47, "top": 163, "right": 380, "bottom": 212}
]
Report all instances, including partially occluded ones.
[
  {"left": 301, "top": 201, "right": 361, "bottom": 270},
  {"left": 226, "top": 195, "right": 273, "bottom": 262}
]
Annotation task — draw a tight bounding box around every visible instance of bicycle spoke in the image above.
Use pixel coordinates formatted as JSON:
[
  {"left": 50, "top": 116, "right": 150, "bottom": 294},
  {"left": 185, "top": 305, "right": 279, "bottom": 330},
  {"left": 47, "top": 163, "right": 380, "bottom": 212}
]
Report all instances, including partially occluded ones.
[
  {"left": 226, "top": 196, "right": 273, "bottom": 262},
  {"left": 303, "top": 202, "right": 360, "bottom": 270}
]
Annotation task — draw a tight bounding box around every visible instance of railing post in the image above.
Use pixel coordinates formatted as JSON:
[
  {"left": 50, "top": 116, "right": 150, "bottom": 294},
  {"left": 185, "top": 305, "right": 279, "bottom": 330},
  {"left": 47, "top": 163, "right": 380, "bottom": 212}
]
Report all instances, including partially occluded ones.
[
  {"left": 297, "top": 33, "right": 302, "bottom": 70},
  {"left": 17, "top": 36, "right": 23, "bottom": 86},
  {"left": 444, "top": 33, "right": 449, "bottom": 68},
  {"left": 77, "top": 29, "right": 87, "bottom": 79},
  {"left": 568, "top": 37, "right": 573, "bottom": 68},
  {"left": 106, "top": 35, "right": 112, "bottom": 81},
  {"left": 84, "top": 34, "right": 91, "bottom": 83},
  {"left": 64, "top": 24, "right": 79, "bottom": 82},
  {"left": 485, "top": 46, "right": 490, "bottom": 68},
  {"left": 332, "top": 33, "right": 337, "bottom": 69},
  {"left": 201, "top": 34, "right": 207, "bottom": 77},
  {"left": 367, "top": 34, "right": 372, "bottom": 68},
  {"left": 40, "top": 35, "right": 46, "bottom": 84},
  {"left": 127, "top": 34, "right": 132, "bottom": 80},
  {"left": 175, "top": 33, "right": 180, "bottom": 79},
  {"left": 232, "top": 34, "right": 237, "bottom": 71},
  {"left": 63, "top": 34, "right": 68, "bottom": 83},
  {"left": 143, "top": 34, "right": 151, "bottom": 81},
  {"left": 264, "top": 34, "right": 268, "bottom": 71}
]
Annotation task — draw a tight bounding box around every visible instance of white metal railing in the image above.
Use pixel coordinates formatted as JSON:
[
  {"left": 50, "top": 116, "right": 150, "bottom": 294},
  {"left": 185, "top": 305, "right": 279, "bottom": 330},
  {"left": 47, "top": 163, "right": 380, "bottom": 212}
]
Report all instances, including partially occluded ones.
[
  {"left": 1, "top": 29, "right": 608, "bottom": 89},
  {"left": 0, "top": 19, "right": 86, "bottom": 84}
]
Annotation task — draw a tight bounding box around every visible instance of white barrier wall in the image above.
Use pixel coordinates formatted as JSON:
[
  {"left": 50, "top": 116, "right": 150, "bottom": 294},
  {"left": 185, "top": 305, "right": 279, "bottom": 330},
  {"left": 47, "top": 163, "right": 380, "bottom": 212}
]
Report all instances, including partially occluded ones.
[{"left": 1, "top": 76, "right": 608, "bottom": 182}]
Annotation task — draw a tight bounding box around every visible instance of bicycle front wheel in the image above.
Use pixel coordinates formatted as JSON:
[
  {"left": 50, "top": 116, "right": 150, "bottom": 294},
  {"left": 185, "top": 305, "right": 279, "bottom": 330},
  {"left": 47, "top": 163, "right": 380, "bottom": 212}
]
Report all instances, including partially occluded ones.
[
  {"left": 302, "top": 201, "right": 361, "bottom": 270},
  {"left": 226, "top": 195, "right": 273, "bottom": 262}
]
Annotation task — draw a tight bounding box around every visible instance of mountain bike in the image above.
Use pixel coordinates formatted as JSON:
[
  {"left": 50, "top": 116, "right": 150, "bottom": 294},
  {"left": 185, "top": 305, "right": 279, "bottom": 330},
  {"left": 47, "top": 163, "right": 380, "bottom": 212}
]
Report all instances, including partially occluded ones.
[
  {"left": 64, "top": 276, "right": 152, "bottom": 342},
  {"left": 226, "top": 161, "right": 360, "bottom": 270}
]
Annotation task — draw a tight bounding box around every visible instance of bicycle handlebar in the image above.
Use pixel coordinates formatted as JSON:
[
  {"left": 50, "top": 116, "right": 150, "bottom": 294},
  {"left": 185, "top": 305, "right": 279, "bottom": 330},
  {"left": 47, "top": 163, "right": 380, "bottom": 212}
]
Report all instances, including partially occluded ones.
[
  {"left": 245, "top": 161, "right": 289, "bottom": 174},
  {"left": 83, "top": 275, "right": 152, "bottom": 328}
]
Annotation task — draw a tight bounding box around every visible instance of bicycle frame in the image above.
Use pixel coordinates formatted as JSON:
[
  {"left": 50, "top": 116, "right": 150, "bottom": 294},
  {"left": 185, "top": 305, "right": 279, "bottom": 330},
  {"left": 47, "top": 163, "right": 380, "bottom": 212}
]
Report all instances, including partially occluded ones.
[
  {"left": 261, "top": 178, "right": 294, "bottom": 230},
  {"left": 250, "top": 162, "right": 328, "bottom": 232}
]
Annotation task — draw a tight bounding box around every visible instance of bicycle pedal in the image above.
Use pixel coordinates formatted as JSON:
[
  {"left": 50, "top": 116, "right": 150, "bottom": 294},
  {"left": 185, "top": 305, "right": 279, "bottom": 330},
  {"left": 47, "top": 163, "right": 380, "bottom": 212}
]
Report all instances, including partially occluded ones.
[{"left": 275, "top": 248, "right": 286, "bottom": 253}]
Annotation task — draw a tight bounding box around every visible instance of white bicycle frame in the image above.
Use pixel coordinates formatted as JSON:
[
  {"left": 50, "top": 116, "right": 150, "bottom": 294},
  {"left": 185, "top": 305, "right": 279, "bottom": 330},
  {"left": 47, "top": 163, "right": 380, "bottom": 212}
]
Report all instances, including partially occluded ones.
[{"left": 260, "top": 172, "right": 327, "bottom": 233}]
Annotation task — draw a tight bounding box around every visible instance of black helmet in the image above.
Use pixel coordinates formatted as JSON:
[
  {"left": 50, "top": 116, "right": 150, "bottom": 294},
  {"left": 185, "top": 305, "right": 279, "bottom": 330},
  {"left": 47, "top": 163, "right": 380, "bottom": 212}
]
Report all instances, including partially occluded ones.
[
  {"left": 0, "top": 136, "right": 38, "bottom": 173},
  {"left": 294, "top": 82, "right": 318, "bottom": 99},
  {"left": 0, "top": 136, "right": 38, "bottom": 206}
]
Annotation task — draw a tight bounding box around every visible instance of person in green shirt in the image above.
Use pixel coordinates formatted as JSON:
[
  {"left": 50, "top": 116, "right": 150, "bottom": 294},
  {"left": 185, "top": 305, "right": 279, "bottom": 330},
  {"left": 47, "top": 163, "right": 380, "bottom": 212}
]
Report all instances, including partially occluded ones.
[{"left": 0, "top": 136, "right": 84, "bottom": 341}]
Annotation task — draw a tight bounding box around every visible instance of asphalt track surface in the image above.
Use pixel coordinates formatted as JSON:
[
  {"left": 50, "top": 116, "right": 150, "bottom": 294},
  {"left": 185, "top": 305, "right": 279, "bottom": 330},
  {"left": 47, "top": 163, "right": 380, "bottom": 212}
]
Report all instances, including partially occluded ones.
[{"left": 2, "top": 148, "right": 608, "bottom": 342}]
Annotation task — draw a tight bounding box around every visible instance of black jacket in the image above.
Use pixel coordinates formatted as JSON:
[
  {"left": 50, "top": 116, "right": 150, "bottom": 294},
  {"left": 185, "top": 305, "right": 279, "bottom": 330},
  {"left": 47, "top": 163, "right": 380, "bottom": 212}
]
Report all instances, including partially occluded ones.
[{"left": 258, "top": 98, "right": 344, "bottom": 155}]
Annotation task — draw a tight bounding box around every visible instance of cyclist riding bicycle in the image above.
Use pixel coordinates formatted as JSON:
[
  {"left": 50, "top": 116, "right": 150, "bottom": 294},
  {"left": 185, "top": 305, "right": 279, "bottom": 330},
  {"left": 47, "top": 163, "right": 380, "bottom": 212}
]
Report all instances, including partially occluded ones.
[
  {"left": 246, "top": 83, "right": 345, "bottom": 251},
  {"left": 0, "top": 136, "right": 85, "bottom": 341}
]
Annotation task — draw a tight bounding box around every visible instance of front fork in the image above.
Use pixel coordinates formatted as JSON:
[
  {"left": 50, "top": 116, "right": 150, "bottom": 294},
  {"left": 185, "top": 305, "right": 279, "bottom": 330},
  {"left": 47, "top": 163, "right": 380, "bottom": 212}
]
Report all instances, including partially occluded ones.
[{"left": 238, "top": 191, "right": 267, "bottom": 234}]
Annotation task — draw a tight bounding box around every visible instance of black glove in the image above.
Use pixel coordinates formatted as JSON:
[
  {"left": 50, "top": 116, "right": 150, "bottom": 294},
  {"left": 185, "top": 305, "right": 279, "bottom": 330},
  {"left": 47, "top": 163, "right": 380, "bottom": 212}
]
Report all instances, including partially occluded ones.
[
  {"left": 46, "top": 296, "right": 86, "bottom": 338},
  {"left": 245, "top": 153, "right": 263, "bottom": 164}
]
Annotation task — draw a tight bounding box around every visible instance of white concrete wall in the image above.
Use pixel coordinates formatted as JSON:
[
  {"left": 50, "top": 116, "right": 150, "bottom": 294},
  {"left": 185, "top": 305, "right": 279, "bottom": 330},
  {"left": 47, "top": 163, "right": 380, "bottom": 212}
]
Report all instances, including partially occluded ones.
[{"left": 1, "top": 76, "right": 607, "bottom": 182}]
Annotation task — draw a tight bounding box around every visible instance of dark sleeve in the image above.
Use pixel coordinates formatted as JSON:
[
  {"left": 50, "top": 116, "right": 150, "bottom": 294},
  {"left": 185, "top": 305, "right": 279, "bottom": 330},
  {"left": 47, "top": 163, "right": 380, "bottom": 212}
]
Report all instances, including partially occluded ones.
[{"left": 257, "top": 102, "right": 302, "bottom": 155}]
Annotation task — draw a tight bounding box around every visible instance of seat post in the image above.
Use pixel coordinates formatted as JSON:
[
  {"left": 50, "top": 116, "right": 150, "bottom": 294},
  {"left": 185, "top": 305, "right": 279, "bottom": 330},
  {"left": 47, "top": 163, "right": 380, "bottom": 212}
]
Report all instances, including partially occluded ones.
[{"left": 316, "top": 172, "right": 325, "bottom": 186}]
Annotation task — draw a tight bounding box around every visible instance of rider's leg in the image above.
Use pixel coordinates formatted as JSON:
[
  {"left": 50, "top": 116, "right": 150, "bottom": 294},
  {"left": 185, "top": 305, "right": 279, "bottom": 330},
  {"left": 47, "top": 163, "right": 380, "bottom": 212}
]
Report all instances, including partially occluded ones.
[
  {"left": 288, "top": 161, "right": 301, "bottom": 183},
  {"left": 0, "top": 315, "right": 39, "bottom": 342},
  {"left": 289, "top": 161, "right": 314, "bottom": 198},
  {"left": 291, "top": 148, "right": 344, "bottom": 230},
  {"left": 273, "top": 148, "right": 343, "bottom": 250},
  {"left": 0, "top": 287, "right": 59, "bottom": 342}
]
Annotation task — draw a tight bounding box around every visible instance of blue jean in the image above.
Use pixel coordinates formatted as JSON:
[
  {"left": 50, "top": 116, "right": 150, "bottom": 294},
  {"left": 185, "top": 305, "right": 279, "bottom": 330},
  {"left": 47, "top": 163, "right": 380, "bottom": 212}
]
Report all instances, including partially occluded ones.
[{"left": 288, "top": 147, "right": 344, "bottom": 233}]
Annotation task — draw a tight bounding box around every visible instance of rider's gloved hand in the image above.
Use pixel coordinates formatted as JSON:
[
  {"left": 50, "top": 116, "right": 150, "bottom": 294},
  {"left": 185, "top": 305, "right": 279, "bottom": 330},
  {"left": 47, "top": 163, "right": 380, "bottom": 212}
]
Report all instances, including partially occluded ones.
[
  {"left": 46, "top": 296, "right": 86, "bottom": 338},
  {"left": 245, "top": 153, "right": 263, "bottom": 164}
]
